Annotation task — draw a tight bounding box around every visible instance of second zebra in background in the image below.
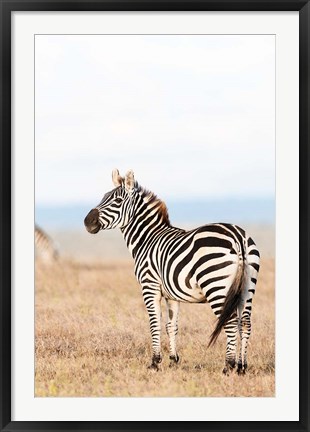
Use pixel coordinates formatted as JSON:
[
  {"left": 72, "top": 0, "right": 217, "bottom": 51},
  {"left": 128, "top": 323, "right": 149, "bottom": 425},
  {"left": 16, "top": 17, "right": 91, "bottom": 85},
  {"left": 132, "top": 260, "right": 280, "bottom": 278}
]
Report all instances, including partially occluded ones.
[{"left": 35, "top": 225, "right": 59, "bottom": 262}]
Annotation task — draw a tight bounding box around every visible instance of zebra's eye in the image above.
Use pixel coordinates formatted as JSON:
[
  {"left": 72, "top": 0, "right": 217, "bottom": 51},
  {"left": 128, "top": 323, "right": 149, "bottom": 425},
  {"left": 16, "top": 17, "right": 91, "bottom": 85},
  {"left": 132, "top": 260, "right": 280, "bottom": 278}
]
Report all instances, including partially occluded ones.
[{"left": 114, "top": 198, "right": 123, "bottom": 204}]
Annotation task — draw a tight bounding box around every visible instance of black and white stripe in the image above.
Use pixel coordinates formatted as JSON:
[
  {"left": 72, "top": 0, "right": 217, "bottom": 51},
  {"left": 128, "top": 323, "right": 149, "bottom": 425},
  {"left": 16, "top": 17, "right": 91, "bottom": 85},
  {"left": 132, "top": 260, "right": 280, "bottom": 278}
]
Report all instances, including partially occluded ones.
[
  {"left": 35, "top": 225, "right": 59, "bottom": 262},
  {"left": 84, "top": 169, "right": 260, "bottom": 374}
]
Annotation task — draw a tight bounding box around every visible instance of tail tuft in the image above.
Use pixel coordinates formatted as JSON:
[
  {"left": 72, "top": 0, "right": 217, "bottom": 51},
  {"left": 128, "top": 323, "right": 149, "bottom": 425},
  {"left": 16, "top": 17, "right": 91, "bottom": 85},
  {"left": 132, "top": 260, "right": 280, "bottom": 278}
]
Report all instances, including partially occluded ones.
[{"left": 208, "top": 259, "right": 246, "bottom": 347}]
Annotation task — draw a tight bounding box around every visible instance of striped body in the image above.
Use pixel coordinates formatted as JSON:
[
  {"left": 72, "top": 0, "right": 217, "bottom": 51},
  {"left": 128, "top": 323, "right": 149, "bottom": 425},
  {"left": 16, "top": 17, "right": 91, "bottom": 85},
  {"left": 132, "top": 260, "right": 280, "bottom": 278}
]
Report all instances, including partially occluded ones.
[
  {"left": 84, "top": 170, "right": 260, "bottom": 373},
  {"left": 35, "top": 225, "right": 59, "bottom": 262},
  {"left": 127, "top": 223, "right": 254, "bottom": 305}
]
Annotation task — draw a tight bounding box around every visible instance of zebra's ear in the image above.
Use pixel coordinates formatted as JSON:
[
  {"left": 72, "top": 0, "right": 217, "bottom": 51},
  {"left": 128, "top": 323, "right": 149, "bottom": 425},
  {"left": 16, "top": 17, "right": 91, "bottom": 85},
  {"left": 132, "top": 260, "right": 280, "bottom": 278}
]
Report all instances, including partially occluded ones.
[
  {"left": 125, "top": 170, "right": 135, "bottom": 193},
  {"left": 112, "top": 169, "right": 123, "bottom": 187}
]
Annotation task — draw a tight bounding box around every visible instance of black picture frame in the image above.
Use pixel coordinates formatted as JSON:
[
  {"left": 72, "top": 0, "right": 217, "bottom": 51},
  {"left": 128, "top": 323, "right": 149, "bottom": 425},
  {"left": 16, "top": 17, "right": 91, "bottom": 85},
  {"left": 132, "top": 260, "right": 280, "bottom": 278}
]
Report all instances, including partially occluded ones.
[{"left": 1, "top": 1, "right": 309, "bottom": 431}]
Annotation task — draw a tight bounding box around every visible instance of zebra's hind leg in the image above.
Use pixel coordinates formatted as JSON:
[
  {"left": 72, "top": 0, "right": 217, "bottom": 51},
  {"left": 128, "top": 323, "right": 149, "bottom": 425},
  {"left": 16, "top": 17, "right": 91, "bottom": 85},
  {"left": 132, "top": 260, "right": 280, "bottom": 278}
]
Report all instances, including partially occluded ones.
[
  {"left": 236, "top": 277, "right": 257, "bottom": 374},
  {"left": 222, "top": 313, "right": 239, "bottom": 375},
  {"left": 236, "top": 235, "right": 260, "bottom": 374},
  {"left": 236, "top": 242, "right": 260, "bottom": 374},
  {"left": 165, "top": 299, "right": 180, "bottom": 366},
  {"left": 237, "top": 305, "right": 252, "bottom": 374}
]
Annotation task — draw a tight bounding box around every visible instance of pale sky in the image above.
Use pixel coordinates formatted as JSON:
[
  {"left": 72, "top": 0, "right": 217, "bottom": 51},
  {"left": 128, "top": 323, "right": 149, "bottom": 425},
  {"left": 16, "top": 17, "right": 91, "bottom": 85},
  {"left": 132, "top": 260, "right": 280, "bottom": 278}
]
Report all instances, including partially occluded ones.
[{"left": 35, "top": 35, "right": 275, "bottom": 206}]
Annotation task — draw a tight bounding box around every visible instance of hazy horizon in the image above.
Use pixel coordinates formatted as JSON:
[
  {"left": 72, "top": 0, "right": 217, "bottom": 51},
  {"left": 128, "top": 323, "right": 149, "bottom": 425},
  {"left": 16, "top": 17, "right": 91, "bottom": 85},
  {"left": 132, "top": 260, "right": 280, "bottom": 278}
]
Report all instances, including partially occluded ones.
[{"left": 36, "top": 196, "right": 274, "bottom": 231}]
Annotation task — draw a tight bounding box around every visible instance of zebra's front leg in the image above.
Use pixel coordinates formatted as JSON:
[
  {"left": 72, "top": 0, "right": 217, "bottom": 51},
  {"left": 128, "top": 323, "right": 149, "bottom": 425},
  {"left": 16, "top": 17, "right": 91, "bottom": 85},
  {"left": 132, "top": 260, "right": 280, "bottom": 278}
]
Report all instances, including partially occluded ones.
[
  {"left": 165, "top": 299, "right": 180, "bottom": 366},
  {"left": 222, "top": 313, "right": 239, "bottom": 375},
  {"left": 142, "top": 287, "right": 162, "bottom": 370}
]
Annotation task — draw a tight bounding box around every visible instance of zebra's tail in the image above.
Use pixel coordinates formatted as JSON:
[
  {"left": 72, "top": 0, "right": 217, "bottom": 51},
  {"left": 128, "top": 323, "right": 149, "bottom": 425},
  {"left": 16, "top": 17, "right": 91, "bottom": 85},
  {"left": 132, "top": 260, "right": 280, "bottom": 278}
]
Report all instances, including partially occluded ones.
[{"left": 208, "top": 253, "right": 246, "bottom": 347}]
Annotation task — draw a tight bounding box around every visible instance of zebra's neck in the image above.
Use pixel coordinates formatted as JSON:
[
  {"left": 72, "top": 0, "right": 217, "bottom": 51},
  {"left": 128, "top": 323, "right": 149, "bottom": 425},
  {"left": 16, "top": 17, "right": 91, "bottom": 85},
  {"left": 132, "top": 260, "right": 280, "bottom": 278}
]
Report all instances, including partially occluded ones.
[{"left": 121, "top": 191, "right": 171, "bottom": 259}]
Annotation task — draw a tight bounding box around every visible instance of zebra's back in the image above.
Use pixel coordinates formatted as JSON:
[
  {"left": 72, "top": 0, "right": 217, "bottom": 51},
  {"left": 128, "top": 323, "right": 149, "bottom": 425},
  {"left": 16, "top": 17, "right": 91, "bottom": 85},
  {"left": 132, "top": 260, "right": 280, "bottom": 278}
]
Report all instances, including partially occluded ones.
[{"left": 142, "top": 223, "right": 259, "bottom": 305}]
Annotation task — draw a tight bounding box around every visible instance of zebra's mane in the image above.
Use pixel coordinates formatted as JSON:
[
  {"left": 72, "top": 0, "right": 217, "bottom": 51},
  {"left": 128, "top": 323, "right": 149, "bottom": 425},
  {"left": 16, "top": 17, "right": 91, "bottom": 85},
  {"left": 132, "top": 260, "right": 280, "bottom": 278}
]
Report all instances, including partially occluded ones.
[{"left": 136, "top": 182, "right": 171, "bottom": 225}]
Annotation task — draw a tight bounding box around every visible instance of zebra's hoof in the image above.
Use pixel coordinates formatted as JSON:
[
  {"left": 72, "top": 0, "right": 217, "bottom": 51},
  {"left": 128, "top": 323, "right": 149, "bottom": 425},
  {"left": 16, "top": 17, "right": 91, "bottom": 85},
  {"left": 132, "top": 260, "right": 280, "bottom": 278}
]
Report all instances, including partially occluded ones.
[
  {"left": 148, "top": 363, "right": 159, "bottom": 371},
  {"left": 223, "top": 359, "right": 235, "bottom": 375},
  {"left": 237, "top": 363, "right": 247, "bottom": 375},
  {"left": 169, "top": 354, "right": 180, "bottom": 367},
  {"left": 148, "top": 355, "right": 162, "bottom": 371}
]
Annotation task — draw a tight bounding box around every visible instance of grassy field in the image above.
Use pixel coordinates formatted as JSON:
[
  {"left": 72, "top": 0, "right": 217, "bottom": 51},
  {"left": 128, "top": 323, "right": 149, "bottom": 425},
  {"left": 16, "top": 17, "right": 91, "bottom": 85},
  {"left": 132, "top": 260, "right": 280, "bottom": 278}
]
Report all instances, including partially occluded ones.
[{"left": 35, "top": 256, "right": 275, "bottom": 397}]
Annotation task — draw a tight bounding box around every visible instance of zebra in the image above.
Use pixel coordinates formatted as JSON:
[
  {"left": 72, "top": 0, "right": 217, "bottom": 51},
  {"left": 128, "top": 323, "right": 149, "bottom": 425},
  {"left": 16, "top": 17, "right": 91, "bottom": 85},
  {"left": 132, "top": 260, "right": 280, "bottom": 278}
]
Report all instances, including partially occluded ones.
[
  {"left": 84, "top": 169, "right": 260, "bottom": 374},
  {"left": 35, "top": 225, "right": 59, "bottom": 262}
]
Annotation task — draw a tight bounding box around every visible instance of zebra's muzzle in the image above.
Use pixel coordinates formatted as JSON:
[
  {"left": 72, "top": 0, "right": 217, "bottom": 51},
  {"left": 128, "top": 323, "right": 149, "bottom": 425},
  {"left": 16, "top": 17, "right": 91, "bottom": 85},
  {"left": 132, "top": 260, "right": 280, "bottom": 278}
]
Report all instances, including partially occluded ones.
[{"left": 84, "top": 208, "right": 100, "bottom": 234}]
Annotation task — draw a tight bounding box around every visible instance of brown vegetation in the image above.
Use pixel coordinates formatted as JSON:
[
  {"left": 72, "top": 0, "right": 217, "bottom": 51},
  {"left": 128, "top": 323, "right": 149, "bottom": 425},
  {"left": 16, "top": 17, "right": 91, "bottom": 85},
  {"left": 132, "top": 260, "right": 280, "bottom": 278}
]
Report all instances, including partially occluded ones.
[{"left": 35, "top": 258, "right": 274, "bottom": 397}]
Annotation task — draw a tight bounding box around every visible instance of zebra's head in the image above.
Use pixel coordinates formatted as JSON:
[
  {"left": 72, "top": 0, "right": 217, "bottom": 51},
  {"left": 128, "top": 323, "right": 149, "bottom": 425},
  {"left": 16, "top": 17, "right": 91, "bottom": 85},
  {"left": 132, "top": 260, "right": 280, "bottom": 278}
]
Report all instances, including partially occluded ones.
[{"left": 84, "top": 169, "right": 136, "bottom": 233}]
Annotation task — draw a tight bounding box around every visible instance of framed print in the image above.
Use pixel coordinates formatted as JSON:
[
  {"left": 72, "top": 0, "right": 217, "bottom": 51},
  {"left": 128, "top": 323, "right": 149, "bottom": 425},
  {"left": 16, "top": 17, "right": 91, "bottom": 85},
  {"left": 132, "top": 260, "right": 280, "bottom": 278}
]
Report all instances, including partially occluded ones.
[{"left": 1, "top": 1, "right": 309, "bottom": 431}]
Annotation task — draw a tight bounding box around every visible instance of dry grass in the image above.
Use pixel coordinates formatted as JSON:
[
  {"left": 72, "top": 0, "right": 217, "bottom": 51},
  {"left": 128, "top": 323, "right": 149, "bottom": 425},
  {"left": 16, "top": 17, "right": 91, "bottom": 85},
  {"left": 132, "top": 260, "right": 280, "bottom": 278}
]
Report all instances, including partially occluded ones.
[{"left": 35, "top": 258, "right": 275, "bottom": 397}]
